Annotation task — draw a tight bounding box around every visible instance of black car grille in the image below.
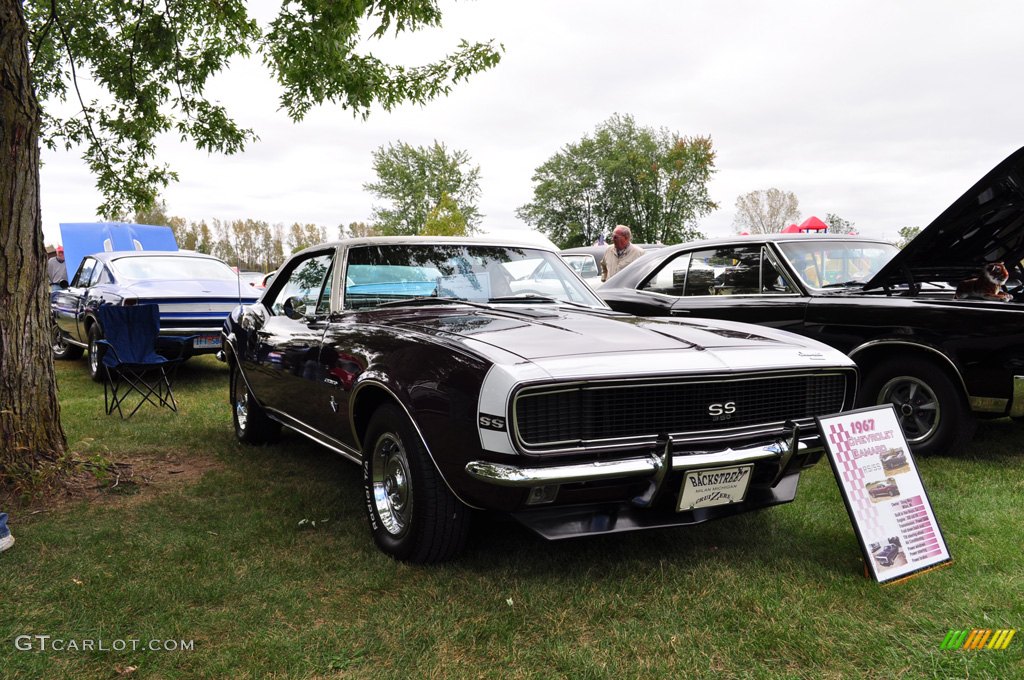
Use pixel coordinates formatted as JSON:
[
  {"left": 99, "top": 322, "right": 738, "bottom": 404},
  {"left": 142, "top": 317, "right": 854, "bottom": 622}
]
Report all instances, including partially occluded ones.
[{"left": 513, "top": 372, "right": 849, "bottom": 450}]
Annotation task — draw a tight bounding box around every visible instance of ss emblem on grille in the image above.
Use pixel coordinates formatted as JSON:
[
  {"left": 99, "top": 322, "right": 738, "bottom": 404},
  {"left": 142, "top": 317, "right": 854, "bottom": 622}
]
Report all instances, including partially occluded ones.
[{"left": 708, "top": 401, "right": 736, "bottom": 420}]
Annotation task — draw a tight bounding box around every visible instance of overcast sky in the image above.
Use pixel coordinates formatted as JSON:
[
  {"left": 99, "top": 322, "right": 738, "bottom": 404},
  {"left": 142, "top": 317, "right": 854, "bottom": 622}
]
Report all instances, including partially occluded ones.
[{"left": 39, "top": 1, "right": 1024, "bottom": 247}]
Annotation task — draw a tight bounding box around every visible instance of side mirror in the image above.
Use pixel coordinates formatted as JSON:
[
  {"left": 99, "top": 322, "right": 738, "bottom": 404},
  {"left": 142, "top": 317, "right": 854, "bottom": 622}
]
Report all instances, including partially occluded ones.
[
  {"left": 59, "top": 279, "right": 69, "bottom": 289},
  {"left": 283, "top": 296, "right": 307, "bottom": 320}
]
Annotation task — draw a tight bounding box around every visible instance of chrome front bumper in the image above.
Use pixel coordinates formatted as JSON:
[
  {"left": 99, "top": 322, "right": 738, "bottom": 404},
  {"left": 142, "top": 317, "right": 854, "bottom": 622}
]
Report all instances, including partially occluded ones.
[
  {"left": 1011, "top": 375, "right": 1024, "bottom": 418},
  {"left": 466, "top": 429, "right": 810, "bottom": 488}
]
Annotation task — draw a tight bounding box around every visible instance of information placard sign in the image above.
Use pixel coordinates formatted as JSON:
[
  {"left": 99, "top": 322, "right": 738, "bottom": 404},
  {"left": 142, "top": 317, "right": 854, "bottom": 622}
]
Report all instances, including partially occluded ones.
[{"left": 816, "top": 404, "right": 952, "bottom": 584}]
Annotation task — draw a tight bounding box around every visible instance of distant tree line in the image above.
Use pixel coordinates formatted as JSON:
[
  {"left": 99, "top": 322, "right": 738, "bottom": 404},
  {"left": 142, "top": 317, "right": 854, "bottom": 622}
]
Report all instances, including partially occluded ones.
[
  {"left": 121, "top": 116, "right": 872, "bottom": 267},
  {"left": 126, "top": 200, "right": 404, "bottom": 272}
]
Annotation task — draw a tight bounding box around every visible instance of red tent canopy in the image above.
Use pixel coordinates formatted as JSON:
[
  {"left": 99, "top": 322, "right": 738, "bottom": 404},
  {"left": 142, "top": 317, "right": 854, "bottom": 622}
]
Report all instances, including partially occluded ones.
[
  {"left": 780, "top": 223, "right": 802, "bottom": 233},
  {"left": 799, "top": 216, "right": 829, "bottom": 231}
]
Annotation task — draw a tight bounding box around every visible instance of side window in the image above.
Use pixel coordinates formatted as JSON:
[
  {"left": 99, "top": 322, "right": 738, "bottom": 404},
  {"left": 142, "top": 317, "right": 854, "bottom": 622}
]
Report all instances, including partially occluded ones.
[
  {"left": 72, "top": 258, "right": 97, "bottom": 288},
  {"left": 760, "top": 248, "right": 797, "bottom": 294},
  {"left": 315, "top": 259, "right": 336, "bottom": 315},
  {"left": 562, "top": 255, "right": 599, "bottom": 278},
  {"left": 89, "top": 263, "right": 108, "bottom": 286},
  {"left": 684, "top": 246, "right": 762, "bottom": 296},
  {"left": 640, "top": 252, "right": 690, "bottom": 296},
  {"left": 94, "top": 266, "right": 114, "bottom": 285},
  {"left": 266, "top": 251, "right": 335, "bottom": 317}
]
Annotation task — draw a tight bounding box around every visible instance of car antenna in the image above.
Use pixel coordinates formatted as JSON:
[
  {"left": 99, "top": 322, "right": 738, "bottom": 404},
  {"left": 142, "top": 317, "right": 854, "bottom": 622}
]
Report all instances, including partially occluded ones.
[{"left": 235, "top": 247, "right": 243, "bottom": 307}]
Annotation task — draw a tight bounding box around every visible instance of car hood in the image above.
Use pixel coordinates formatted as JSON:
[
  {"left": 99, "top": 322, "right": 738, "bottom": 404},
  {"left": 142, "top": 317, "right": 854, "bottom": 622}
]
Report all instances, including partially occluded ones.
[
  {"left": 390, "top": 306, "right": 853, "bottom": 375},
  {"left": 864, "top": 145, "right": 1024, "bottom": 290},
  {"left": 59, "top": 222, "right": 178, "bottom": 280},
  {"left": 120, "top": 278, "right": 261, "bottom": 300}
]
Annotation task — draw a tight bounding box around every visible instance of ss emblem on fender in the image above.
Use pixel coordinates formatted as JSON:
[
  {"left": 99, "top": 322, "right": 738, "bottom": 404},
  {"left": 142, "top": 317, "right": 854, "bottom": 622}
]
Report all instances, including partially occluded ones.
[
  {"left": 478, "top": 413, "right": 506, "bottom": 431},
  {"left": 708, "top": 401, "right": 736, "bottom": 419}
]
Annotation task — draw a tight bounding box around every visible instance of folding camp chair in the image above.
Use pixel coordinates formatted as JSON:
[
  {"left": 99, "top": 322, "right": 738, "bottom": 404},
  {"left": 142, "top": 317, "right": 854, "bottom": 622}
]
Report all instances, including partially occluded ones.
[{"left": 93, "top": 304, "right": 190, "bottom": 418}]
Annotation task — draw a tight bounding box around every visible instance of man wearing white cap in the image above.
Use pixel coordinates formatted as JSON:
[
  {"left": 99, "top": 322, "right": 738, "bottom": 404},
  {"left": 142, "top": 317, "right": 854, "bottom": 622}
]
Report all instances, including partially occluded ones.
[{"left": 47, "top": 245, "right": 67, "bottom": 290}]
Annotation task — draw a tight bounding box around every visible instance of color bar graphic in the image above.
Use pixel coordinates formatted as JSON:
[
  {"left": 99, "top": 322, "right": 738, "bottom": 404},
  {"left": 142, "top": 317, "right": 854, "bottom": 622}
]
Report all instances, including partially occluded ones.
[{"left": 941, "top": 629, "right": 1016, "bottom": 650}]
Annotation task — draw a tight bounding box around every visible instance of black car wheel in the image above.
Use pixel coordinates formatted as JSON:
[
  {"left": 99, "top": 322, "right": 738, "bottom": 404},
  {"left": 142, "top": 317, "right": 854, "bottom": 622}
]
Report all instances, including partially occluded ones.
[
  {"left": 858, "top": 356, "right": 976, "bottom": 456},
  {"left": 362, "top": 403, "right": 470, "bottom": 563},
  {"left": 231, "top": 368, "right": 280, "bottom": 444},
  {"left": 87, "top": 323, "right": 106, "bottom": 382},
  {"left": 52, "top": 322, "right": 83, "bottom": 360}
]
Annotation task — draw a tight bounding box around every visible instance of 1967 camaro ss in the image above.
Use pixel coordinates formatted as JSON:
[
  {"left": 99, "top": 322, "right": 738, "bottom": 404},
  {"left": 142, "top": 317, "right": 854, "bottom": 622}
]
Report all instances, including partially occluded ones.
[
  {"left": 222, "top": 237, "right": 857, "bottom": 562},
  {"left": 599, "top": 146, "right": 1024, "bottom": 457}
]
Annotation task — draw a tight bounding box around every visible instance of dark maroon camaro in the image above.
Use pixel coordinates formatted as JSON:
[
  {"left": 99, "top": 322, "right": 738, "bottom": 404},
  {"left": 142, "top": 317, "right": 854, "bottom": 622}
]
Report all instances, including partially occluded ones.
[{"left": 222, "top": 238, "right": 857, "bottom": 562}]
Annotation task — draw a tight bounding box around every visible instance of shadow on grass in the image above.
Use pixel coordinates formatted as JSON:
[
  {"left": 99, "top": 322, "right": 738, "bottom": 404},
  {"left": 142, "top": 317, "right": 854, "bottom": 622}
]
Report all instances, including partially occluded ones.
[{"left": 237, "top": 426, "right": 860, "bottom": 581}]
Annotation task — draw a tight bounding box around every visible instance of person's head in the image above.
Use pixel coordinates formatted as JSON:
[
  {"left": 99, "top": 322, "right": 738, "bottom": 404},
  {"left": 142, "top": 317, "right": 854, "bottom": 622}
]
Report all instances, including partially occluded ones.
[
  {"left": 611, "top": 225, "right": 632, "bottom": 249},
  {"left": 56, "top": 246, "right": 64, "bottom": 262}
]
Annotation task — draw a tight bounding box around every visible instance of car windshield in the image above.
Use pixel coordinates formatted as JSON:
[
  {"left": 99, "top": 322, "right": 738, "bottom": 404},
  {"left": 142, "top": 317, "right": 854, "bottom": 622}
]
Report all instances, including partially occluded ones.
[
  {"left": 112, "top": 256, "right": 237, "bottom": 281},
  {"left": 344, "top": 244, "right": 605, "bottom": 309},
  {"left": 777, "top": 241, "right": 899, "bottom": 289}
]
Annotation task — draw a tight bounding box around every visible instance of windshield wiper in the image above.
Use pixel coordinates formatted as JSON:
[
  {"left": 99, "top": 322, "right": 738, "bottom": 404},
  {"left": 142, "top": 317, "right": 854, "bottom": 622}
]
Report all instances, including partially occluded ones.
[
  {"left": 376, "top": 296, "right": 466, "bottom": 308},
  {"left": 821, "top": 281, "right": 866, "bottom": 289},
  {"left": 488, "top": 295, "right": 606, "bottom": 311},
  {"left": 487, "top": 294, "right": 557, "bottom": 304}
]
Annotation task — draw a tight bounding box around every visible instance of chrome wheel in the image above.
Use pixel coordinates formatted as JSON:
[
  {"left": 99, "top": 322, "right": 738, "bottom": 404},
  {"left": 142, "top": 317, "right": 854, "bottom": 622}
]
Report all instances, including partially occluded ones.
[
  {"left": 231, "top": 368, "right": 279, "bottom": 444},
  {"left": 370, "top": 432, "right": 413, "bottom": 537},
  {"left": 235, "top": 387, "right": 250, "bottom": 432},
  {"left": 88, "top": 324, "right": 105, "bottom": 382},
  {"left": 52, "top": 324, "right": 67, "bottom": 354},
  {"left": 51, "top": 323, "right": 82, "bottom": 360},
  {"left": 878, "top": 375, "right": 939, "bottom": 443}
]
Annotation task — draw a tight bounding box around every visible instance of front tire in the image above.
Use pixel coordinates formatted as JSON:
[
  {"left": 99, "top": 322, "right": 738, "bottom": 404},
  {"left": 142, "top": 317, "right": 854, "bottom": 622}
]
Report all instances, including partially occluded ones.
[
  {"left": 362, "top": 404, "right": 470, "bottom": 563},
  {"left": 231, "top": 367, "right": 280, "bottom": 444},
  {"left": 858, "top": 356, "right": 975, "bottom": 456},
  {"left": 52, "top": 322, "right": 84, "bottom": 360}
]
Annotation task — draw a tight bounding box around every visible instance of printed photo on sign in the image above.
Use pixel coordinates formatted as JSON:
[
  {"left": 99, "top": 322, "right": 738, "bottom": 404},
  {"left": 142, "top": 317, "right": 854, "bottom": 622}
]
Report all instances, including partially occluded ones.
[{"left": 815, "top": 404, "right": 952, "bottom": 584}]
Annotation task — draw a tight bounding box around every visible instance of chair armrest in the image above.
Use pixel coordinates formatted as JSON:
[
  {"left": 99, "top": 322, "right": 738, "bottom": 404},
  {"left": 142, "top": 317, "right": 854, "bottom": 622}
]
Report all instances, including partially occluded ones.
[{"left": 94, "top": 338, "right": 124, "bottom": 365}]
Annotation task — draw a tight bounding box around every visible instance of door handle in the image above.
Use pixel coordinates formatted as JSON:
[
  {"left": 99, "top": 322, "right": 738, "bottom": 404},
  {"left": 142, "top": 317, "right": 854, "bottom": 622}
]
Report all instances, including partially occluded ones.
[{"left": 670, "top": 309, "right": 691, "bottom": 315}]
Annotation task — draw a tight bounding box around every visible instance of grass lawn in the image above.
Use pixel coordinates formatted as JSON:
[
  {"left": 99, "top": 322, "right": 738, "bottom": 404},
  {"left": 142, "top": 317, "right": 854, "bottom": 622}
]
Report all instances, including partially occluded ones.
[{"left": 1, "top": 356, "right": 1022, "bottom": 678}]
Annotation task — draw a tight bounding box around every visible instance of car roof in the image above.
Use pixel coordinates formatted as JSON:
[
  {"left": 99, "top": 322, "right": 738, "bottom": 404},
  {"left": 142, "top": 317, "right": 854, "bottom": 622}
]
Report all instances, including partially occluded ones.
[
  {"left": 598, "top": 234, "right": 896, "bottom": 290},
  {"left": 561, "top": 243, "right": 666, "bottom": 256},
  {"left": 291, "top": 235, "right": 562, "bottom": 258},
  {"left": 92, "top": 250, "right": 228, "bottom": 263}
]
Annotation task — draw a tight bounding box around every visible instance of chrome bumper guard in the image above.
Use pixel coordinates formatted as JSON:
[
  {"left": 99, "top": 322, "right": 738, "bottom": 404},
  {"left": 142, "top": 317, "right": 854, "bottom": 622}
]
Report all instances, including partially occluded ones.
[{"left": 466, "top": 425, "right": 810, "bottom": 488}]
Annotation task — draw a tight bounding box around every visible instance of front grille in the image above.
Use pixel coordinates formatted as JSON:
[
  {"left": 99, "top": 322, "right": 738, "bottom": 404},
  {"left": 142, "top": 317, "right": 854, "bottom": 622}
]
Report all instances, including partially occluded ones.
[{"left": 514, "top": 372, "right": 849, "bottom": 450}]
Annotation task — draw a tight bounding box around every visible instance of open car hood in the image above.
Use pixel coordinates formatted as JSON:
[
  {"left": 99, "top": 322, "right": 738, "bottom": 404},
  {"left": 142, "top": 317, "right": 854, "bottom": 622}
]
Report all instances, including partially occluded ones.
[
  {"left": 60, "top": 222, "right": 178, "bottom": 280},
  {"left": 864, "top": 146, "right": 1024, "bottom": 290}
]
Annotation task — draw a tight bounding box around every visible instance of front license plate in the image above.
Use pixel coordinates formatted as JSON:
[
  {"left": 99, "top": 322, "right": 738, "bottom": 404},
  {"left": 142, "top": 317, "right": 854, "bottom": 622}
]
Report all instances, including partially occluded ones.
[
  {"left": 193, "top": 334, "right": 222, "bottom": 349},
  {"left": 677, "top": 465, "right": 753, "bottom": 511}
]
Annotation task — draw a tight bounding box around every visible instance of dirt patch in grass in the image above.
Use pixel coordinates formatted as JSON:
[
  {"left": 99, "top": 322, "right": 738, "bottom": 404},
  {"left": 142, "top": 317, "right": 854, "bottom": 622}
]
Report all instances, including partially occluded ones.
[{"left": 0, "top": 450, "right": 223, "bottom": 518}]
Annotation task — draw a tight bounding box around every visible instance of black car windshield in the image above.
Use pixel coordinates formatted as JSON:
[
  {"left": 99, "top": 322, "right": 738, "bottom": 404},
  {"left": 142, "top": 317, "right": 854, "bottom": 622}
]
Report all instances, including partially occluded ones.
[
  {"left": 345, "top": 244, "right": 605, "bottom": 309},
  {"left": 777, "top": 241, "right": 899, "bottom": 289},
  {"left": 112, "top": 256, "right": 237, "bottom": 281}
]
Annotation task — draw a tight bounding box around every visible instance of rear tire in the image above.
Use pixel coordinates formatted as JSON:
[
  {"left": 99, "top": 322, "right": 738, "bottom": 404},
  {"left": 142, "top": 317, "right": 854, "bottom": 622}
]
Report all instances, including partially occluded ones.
[
  {"left": 52, "top": 322, "right": 84, "bottom": 360},
  {"left": 362, "top": 404, "right": 470, "bottom": 563},
  {"left": 88, "top": 324, "right": 106, "bottom": 382},
  {"left": 231, "top": 367, "right": 280, "bottom": 444},
  {"left": 858, "top": 356, "right": 975, "bottom": 456}
]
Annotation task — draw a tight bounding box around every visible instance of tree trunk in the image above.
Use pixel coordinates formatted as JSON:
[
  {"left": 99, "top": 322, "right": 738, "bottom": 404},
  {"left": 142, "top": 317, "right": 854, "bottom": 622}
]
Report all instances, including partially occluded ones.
[{"left": 1, "top": 0, "right": 67, "bottom": 487}]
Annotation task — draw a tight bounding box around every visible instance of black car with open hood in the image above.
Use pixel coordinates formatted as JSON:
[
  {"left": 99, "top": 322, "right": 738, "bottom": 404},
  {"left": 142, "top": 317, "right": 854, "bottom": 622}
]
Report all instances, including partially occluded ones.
[
  {"left": 599, "top": 146, "right": 1024, "bottom": 458},
  {"left": 864, "top": 145, "right": 1024, "bottom": 292}
]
